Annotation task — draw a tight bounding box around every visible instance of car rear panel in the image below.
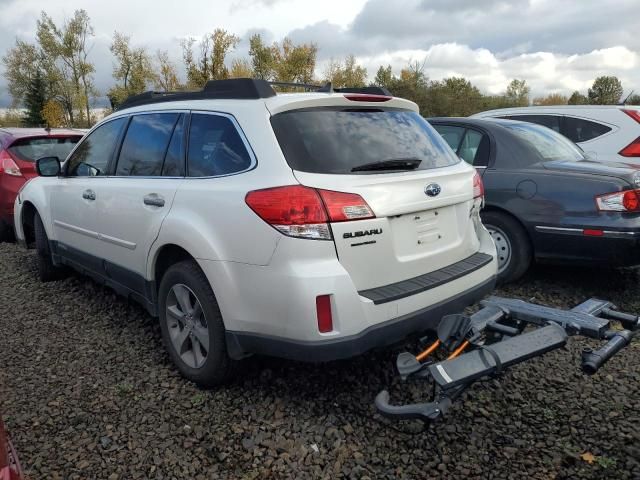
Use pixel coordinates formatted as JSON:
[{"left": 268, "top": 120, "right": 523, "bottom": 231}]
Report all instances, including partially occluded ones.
[
  {"left": 294, "top": 164, "right": 479, "bottom": 290},
  {"left": 269, "top": 102, "right": 482, "bottom": 292}
]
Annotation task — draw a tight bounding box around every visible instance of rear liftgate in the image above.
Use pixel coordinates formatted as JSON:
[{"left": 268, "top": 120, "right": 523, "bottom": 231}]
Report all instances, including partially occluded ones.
[{"left": 376, "top": 296, "right": 639, "bottom": 422}]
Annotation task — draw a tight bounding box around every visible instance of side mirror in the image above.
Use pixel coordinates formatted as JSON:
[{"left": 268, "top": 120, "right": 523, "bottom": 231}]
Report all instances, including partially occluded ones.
[{"left": 36, "top": 156, "right": 61, "bottom": 177}]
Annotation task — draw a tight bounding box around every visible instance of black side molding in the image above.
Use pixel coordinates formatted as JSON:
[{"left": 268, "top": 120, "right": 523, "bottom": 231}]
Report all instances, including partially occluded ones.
[{"left": 359, "top": 252, "right": 494, "bottom": 305}]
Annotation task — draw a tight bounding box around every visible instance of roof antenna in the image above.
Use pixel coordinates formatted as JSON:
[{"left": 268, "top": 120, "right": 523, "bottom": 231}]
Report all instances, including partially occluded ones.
[
  {"left": 620, "top": 90, "right": 634, "bottom": 105},
  {"left": 317, "top": 82, "right": 333, "bottom": 93}
]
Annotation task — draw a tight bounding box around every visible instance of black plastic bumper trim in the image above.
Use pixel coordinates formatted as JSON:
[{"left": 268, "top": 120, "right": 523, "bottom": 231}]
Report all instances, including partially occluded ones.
[{"left": 358, "top": 252, "right": 494, "bottom": 305}]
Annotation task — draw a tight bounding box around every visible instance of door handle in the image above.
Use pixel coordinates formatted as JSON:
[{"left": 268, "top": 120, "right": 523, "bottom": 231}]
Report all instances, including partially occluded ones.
[
  {"left": 143, "top": 193, "right": 165, "bottom": 207},
  {"left": 82, "top": 189, "right": 96, "bottom": 201}
]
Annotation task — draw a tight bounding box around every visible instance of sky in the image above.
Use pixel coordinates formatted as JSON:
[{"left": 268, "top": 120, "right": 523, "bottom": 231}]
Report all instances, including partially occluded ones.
[{"left": 0, "top": 0, "right": 638, "bottom": 107}]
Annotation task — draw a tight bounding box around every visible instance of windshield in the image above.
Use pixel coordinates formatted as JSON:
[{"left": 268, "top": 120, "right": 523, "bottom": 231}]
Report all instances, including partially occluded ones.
[
  {"left": 501, "top": 122, "right": 585, "bottom": 162},
  {"left": 8, "top": 136, "right": 82, "bottom": 162},
  {"left": 270, "top": 108, "right": 460, "bottom": 174}
]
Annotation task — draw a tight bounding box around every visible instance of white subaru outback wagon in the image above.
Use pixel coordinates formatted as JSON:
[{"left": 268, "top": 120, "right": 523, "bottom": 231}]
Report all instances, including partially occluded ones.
[{"left": 15, "top": 79, "right": 497, "bottom": 386}]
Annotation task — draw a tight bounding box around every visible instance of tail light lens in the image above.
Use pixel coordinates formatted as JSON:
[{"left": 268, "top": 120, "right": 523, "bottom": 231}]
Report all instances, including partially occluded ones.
[
  {"left": 473, "top": 170, "right": 484, "bottom": 199},
  {"left": 317, "top": 189, "right": 375, "bottom": 222},
  {"left": 0, "top": 150, "right": 22, "bottom": 177},
  {"left": 245, "top": 185, "right": 375, "bottom": 240},
  {"left": 619, "top": 136, "right": 640, "bottom": 157},
  {"left": 595, "top": 189, "right": 640, "bottom": 212},
  {"left": 622, "top": 109, "right": 640, "bottom": 124}
]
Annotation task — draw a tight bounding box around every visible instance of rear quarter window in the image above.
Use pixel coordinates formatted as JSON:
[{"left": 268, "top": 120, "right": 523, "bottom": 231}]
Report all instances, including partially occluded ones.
[{"left": 271, "top": 108, "right": 460, "bottom": 174}]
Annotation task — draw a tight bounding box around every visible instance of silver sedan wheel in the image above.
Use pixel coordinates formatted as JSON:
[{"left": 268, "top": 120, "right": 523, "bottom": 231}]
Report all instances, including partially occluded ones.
[
  {"left": 487, "top": 225, "right": 512, "bottom": 274},
  {"left": 165, "top": 284, "right": 209, "bottom": 369}
]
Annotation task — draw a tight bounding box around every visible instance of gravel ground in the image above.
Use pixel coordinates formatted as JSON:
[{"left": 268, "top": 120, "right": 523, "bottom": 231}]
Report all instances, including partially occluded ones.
[{"left": 0, "top": 242, "right": 638, "bottom": 479}]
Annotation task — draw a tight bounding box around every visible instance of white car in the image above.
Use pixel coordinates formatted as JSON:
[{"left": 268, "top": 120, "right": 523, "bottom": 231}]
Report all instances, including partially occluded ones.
[
  {"left": 14, "top": 79, "right": 497, "bottom": 386},
  {"left": 472, "top": 105, "right": 640, "bottom": 164}
]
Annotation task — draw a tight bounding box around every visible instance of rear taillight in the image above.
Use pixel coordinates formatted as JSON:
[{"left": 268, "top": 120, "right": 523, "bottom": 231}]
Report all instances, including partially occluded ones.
[
  {"left": 316, "top": 295, "right": 333, "bottom": 333},
  {"left": 473, "top": 170, "right": 484, "bottom": 199},
  {"left": 245, "top": 185, "right": 375, "bottom": 240},
  {"left": 317, "top": 189, "right": 375, "bottom": 222},
  {"left": 619, "top": 136, "right": 640, "bottom": 157},
  {"left": 0, "top": 150, "right": 22, "bottom": 177},
  {"left": 622, "top": 109, "right": 640, "bottom": 124},
  {"left": 344, "top": 94, "right": 392, "bottom": 102},
  {"left": 595, "top": 189, "right": 640, "bottom": 212}
]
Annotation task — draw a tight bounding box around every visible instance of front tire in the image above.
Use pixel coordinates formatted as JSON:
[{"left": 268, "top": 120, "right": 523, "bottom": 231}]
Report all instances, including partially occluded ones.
[
  {"left": 34, "top": 213, "right": 65, "bottom": 282},
  {"left": 481, "top": 210, "right": 532, "bottom": 284},
  {"left": 158, "top": 260, "right": 235, "bottom": 387}
]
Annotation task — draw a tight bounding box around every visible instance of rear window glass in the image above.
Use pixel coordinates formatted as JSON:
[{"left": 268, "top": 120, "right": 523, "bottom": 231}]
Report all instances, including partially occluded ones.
[
  {"left": 8, "top": 136, "right": 81, "bottom": 162},
  {"left": 270, "top": 108, "right": 460, "bottom": 174},
  {"left": 502, "top": 122, "right": 585, "bottom": 162}
]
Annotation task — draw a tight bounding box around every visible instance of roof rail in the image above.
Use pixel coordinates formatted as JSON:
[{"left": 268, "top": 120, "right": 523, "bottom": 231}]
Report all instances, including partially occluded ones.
[
  {"left": 116, "top": 78, "right": 277, "bottom": 111},
  {"left": 116, "top": 78, "right": 394, "bottom": 111}
]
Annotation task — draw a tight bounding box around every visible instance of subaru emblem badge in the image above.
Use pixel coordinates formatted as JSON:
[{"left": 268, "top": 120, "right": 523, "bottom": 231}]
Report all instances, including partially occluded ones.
[{"left": 425, "top": 183, "right": 441, "bottom": 197}]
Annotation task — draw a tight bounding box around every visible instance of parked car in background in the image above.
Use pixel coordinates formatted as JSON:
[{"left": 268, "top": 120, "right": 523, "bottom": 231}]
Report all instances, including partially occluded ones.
[
  {"left": 14, "top": 79, "right": 497, "bottom": 386},
  {"left": 430, "top": 117, "right": 640, "bottom": 283},
  {"left": 0, "top": 414, "right": 24, "bottom": 480},
  {"left": 0, "top": 128, "right": 84, "bottom": 241},
  {"left": 471, "top": 105, "right": 640, "bottom": 164}
]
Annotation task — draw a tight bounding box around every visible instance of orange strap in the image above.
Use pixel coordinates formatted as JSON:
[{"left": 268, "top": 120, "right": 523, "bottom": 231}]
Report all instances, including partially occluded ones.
[
  {"left": 416, "top": 339, "right": 440, "bottom": 362},
  {"left": 447, "top": 339, "right": 470, "bottom": 360}
]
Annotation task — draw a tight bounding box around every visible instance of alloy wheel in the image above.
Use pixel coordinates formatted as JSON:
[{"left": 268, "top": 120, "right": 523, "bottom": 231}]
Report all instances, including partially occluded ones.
[{"left": 165, "top": 283, "right": 209, "bottom": 369}]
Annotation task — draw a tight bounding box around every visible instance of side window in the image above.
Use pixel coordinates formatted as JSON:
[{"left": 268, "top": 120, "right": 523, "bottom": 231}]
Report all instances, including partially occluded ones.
[
  {"left": 458, "top": 129, "right": 490, "bottom": 166},
  {"left": 187, "top": 114, "right": 252, "bottom": 177},
  {"left": 510, "top": 115, "right": 561, "bottom": 133},
  {"left": 563, "top": 117, "right": 612, "bottom": 143},
  {"left": 115, "top": 113, "right": 179, "bottom": 176},
  {"left": 66, "top": 118, "right": 126, "bottom": 177},
  {"left": 432, "top": 125, "right": 465, "bottom": 152}
]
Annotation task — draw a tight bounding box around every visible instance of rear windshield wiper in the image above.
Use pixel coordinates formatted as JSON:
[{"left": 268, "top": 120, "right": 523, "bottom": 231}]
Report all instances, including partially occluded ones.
[{"left": 351, "top": 158, "right": 422, "bottom": 172}]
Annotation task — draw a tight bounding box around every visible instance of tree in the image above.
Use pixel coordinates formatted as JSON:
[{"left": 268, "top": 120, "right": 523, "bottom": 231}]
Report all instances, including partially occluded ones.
[
  {"left": 428, "top": 77, "right": 483, "bottom": 117},
  {"left": 323, "top": 54, "right": 367, "bottom": 87},
  {"left": 36, "top": 10, "right": 96, "bottom": 127},
  {"left": 505, "top": 79, "right": 530, "bottom": 106},
  {"left": 229, "top": 58, "right": 253, "bottom": 78},
  {"left": 270, "top": 37, "right": 317, "bottom": 84},
  {"left": 42, "top": 99, "right": 67, "bottom": 127},
  {"left": 248, "top": 34, "right": 274, "bottom": 80},
  {"left": 181, "top": 29, "right": 239, "bottom": 88},
  {"left": 373, "top": 65, "right": 393, "bottom": 88},
  {"left": 626, "top": 93, "right": 640, "bottom": 105},
  {"left": 532, "top": 93, "right": 568, "bottom": 106},
  {"left": 108, "top": 32, "right": 155, "bottom": 108},
  {"left": 2, "top": 40, "right": 40, "bottom": 107},
  {"left": 155, "top": 50, "right": 181, "bottom": 91},
  {"left": 588, "top": 76, "right": 623, "bottom": 105},
  {"left": 22, "top": 70, "right": 47, "bottom": 127},
  {"left": 568, "top": 90, "right": 589, "bottom": 105}
]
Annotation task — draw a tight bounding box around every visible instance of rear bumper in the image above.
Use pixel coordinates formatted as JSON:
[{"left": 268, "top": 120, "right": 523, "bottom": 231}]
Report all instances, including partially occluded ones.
[{"left": 225, "top": 275, "right": 496, "bottom": 361}]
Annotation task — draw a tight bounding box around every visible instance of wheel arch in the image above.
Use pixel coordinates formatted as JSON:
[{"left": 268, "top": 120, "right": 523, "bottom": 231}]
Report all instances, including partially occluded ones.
[
  {"left": 20, "top": 201, "right": 39, "bottom": 247},
  {"left": 481, "top": 205, "right": 535, "bottom": 254}
]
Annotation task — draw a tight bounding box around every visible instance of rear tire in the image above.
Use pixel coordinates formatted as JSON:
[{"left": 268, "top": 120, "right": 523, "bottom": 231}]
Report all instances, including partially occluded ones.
[
  {"left": 481, "top": 210, "right": 532, "bottom": 284},
  {"left": 34, "top": 213, "right": 65, "bottom": 282},
  {"left": 158, "top": 260, "right": 236, "bottom": 387}
]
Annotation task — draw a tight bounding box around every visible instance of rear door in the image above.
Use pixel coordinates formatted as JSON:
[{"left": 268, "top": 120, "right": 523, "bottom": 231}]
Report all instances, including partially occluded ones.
[
  {"left": 271, "top": 107, "right": 480, "bottom": 290},
  {"left": 89, "top": 112, "right": 186, "bottom": 283}
]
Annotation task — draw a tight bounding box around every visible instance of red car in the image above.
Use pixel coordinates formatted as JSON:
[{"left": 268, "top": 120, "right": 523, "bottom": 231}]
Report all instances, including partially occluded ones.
[
  {"left": 0, "top": 128, "right": 83, "bottom": 241},
  {"left": 0, "top": 416, "right": 23, "bottom": 480}
]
